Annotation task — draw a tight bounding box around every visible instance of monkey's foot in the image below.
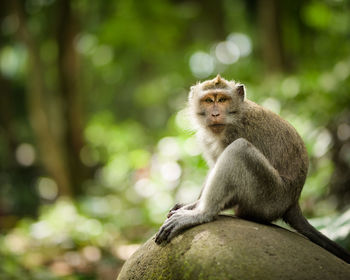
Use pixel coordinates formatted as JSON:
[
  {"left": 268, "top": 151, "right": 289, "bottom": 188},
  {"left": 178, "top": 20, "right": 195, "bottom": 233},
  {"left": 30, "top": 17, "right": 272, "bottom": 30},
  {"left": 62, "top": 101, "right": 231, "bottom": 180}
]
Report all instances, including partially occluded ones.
[{"left": 155, "top": 209, "right": 214, "bottom": 244}]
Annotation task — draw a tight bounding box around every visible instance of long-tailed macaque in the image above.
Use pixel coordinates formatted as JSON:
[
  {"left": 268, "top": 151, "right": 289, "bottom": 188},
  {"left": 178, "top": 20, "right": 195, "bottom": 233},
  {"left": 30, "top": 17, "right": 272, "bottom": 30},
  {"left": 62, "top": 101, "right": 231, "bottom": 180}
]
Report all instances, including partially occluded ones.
[{"left": 155, "top": 75, "right": 350, "bottom": 263}]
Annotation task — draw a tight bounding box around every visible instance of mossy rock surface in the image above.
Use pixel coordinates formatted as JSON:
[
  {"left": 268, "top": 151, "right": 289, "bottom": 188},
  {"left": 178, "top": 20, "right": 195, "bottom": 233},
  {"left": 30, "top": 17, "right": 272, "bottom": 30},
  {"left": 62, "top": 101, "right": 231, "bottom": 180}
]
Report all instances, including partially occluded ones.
[{"left": 117, "top": 215, "right": 350, "bottom": 280}]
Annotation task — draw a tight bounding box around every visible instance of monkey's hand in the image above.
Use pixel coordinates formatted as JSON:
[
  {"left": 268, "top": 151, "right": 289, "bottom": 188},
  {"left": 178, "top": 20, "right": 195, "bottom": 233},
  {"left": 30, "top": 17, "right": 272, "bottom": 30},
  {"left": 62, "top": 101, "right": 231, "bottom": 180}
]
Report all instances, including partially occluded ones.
[
  {"left": 155, "top": 209, "right": 214, "bottom": 244},
  {"left": 167, "top": 201, "right": 198, "bottom": 218},
  {"left": 167, "top": 203, "right": 184, "bottom": 218}
]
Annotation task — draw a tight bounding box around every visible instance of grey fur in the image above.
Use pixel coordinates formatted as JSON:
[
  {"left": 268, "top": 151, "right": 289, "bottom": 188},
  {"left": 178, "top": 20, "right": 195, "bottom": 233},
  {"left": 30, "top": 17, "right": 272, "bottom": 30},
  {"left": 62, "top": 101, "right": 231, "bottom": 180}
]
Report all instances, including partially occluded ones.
[{"left": 155, "top": 75, "right": 350, "bottom": 264}]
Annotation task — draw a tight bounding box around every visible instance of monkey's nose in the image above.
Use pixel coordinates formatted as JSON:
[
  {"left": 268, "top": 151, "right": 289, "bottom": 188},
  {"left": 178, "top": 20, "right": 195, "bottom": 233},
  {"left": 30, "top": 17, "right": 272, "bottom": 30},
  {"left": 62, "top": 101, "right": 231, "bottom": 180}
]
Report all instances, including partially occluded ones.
[{"left": 212, "top": 113, "right": 220, "bottom": 117}]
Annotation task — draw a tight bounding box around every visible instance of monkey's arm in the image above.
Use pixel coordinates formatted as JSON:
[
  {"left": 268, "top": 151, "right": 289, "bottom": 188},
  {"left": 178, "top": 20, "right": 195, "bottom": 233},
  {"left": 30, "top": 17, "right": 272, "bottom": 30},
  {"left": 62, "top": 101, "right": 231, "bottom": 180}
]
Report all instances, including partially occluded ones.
[{"left": 155, "top": 163, "right": 231, "bottom": 244}]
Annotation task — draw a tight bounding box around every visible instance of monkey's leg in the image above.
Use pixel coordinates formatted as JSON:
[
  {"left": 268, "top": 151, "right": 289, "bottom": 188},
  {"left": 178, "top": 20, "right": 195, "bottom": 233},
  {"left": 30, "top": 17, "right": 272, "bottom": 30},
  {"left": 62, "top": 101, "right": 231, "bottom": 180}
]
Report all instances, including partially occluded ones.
[
  {"left": 155, "top": 138, "right": 287, "bottom": 244},
  {"left": 198, "top": 138, "right": 289, "bottom": 222}
]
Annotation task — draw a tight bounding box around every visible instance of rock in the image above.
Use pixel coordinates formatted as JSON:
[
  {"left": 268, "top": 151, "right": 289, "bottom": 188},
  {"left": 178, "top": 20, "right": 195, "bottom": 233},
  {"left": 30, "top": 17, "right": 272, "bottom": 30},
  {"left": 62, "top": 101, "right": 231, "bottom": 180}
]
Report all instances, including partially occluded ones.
[{"left": 117, "top": 215, "right": 350, "bottom": 280}]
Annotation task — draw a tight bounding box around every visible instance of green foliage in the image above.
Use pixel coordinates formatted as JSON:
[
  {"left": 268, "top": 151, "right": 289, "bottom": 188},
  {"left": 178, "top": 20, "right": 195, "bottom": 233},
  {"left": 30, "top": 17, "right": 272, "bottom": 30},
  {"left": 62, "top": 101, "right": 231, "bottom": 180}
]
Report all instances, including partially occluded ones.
[
  {"left": 1, "top": 0, "right": 350, "bottom": 278},
  {"left": 311, "top": 208, "right": 350, "bottom": 249}
]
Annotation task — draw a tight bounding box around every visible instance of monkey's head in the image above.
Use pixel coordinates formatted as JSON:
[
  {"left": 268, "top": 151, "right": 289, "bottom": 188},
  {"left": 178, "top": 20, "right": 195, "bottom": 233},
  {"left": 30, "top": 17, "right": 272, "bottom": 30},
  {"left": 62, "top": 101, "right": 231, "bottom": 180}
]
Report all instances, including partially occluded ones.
[{"left": 188, "top": 75, "right": 245, "bottom": 134}]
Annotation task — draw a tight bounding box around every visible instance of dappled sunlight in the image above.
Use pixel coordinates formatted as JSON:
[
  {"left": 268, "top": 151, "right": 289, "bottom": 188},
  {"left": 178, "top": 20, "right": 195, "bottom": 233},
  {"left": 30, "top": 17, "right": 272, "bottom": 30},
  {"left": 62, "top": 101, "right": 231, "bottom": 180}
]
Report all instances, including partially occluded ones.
[
  {"left": 227, "top": 33, "right": 252, "bottom": 57},
  {"left": 115, "top": 244, "right": 140, "bottom": 261},
  {"left": 261, "top": 97, "right": 281, "bottom": 114},
  {"left": 160, "top": 161, "right": 182, "bottom": 182},
  {"left": 311, "top": 208, "right": 350, "bottom": 241},
  {"left": 313, "top": 129, "right": 333, "bottom": 158},
  {"left": 134, "top": 178, "right": 156, "bottom": 198},
  {"left": 15, "top": 143, "right": 36, "bottom": 167},
  {"left": 189, "top": 32, "right": 252, "bottom": 78},
  {"left": 281, "top": 76, "right": 300, "bottom": 98},
  {"left": 158, "top": 136, "right": 181, "bottom": 160},
  {"left": 36, "top": 177, "right": 58, "bottom": 200},
  {"left": 215, "top": 41, "right": 240, "bottom": 65},
  {"left": 337, "top": 123, "right": 350, "bottom": 141},
  {"left": 189, "top": 51, "right": 215, "bottom": 79},
  {"left": 0, "top": 45, "right": 26, "bottom": 78},
  {"left": 176, "top": 180, "right": 201, "bottom": 205},
  {"left": 184, "top": 136, "right": 201, "bottom": 156}
]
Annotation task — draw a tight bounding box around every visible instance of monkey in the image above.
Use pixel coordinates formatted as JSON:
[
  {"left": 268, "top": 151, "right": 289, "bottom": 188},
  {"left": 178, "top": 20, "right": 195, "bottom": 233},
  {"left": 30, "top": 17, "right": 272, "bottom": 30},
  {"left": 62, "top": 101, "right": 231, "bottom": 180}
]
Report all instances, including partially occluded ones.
[{"left": 155, "top": 74, "right": 350, "bottom": 264}]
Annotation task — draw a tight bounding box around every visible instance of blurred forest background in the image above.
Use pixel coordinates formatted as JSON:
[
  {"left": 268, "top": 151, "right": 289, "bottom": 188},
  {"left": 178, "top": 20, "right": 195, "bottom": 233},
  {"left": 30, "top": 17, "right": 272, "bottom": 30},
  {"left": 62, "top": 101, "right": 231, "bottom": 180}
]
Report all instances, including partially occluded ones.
[{"left": 0, "top": 0, "right": 350, "bottom": 279}]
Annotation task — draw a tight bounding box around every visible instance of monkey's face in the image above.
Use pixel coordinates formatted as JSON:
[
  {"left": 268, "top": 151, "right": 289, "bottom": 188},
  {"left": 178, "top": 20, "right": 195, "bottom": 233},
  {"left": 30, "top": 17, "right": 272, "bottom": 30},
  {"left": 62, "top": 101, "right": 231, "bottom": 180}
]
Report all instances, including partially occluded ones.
[
  {"left": 196, "top": 92, "right": 235, "bottom": 134},
  {"left": 192, "top": 88, "right": 245, "bottom": 135},
  {"left": 188, "top": 76, "right": 246, "bottom": 134}
]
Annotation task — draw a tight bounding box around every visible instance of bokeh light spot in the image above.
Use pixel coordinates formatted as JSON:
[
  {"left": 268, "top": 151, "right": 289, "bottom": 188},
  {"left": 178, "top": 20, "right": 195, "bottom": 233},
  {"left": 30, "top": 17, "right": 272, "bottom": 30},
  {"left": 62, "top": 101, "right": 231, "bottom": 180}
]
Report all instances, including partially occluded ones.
[
  {"left": 215, "top": 41, "right": 240, "bottom": 65},
  {"left": 227, "top": 33, "right": 252, "bottom": 57},
  {"left": 36, "top": 177, "right": 58, "bottom": 200},
  {"left": 15, "top": 143, "right": 36, "bottom": 166},
  {"left": 189, "top": 51, "right": 214, "bottom": 78}
]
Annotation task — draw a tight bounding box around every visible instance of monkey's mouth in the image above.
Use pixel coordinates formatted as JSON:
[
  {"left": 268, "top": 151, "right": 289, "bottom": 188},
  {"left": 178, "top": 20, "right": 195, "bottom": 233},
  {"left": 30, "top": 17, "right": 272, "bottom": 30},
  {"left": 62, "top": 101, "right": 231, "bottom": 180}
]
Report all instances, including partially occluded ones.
[{"left": 208, "top": 124, "right": 226, "bottom": 133}]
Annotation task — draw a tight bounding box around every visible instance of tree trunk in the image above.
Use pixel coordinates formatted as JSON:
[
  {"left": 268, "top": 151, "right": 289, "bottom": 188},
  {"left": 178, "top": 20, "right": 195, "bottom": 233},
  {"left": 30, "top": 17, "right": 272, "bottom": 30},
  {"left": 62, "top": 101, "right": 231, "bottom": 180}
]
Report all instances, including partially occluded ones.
[
  {"left": 0, "top": 74, "right": 17, "bottom": 161},
  {"left": 13, "top": 0, "right": 72, "bottom": 196},
  {"left": 329, "top": 114, "right": 350, "bottom": 210},
  {"left": 257, "top": 0, "right": 286, "bottom": 73},
  {"left": 56, "top": 0, "right": 89, "bottom": 195}
]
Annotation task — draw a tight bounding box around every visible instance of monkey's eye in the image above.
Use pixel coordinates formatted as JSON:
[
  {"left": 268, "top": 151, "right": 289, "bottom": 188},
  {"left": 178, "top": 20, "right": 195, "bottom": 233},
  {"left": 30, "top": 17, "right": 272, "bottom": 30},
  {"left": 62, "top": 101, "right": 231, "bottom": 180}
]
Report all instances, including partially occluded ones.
[
  {"left": 204, "top": 98, "right": 214, "bottom": 103},
  {"left": 218, "top": 97, "right": 227, "bottom": 103}
]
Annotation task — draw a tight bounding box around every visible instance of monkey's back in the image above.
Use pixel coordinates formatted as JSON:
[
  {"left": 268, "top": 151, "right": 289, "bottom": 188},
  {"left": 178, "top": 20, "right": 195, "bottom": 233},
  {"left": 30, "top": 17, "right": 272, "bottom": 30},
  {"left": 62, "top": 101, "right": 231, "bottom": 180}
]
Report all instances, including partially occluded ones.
[{"left": 228, "top": 100, "right": 309, "bottom": 193}]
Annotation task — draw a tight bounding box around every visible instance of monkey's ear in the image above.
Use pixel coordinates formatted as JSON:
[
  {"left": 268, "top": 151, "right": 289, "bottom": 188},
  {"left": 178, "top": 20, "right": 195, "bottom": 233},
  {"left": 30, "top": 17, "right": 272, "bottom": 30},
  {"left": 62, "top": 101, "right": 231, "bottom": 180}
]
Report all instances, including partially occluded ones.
[{"left": 236, "top": 84, "right": 245, "bottom": 100}]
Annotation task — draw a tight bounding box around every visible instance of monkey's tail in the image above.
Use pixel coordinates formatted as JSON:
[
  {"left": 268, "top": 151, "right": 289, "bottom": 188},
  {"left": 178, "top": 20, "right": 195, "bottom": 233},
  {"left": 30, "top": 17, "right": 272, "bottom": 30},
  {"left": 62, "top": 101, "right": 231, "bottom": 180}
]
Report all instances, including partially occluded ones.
[{"left": 283, "top": 204, "right": 350, "bottom": 264}]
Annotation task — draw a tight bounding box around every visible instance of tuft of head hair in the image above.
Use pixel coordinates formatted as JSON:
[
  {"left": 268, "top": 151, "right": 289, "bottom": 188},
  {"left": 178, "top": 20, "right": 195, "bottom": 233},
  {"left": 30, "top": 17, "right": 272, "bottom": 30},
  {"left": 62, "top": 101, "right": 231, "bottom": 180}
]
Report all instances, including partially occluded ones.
[
  {"left": 188, "top": 75, "right": 244, "bottom": 102},
  {"left": 201, "top": 74, "right": 231, "bottom": 91}
]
